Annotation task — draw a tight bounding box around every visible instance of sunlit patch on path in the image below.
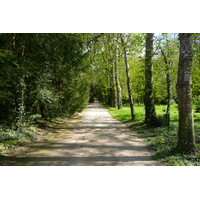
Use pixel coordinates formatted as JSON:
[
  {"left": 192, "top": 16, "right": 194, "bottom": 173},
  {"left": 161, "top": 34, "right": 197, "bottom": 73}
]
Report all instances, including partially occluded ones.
[{"left": 2, "top": 103, "right": 163, "bottom": 166}]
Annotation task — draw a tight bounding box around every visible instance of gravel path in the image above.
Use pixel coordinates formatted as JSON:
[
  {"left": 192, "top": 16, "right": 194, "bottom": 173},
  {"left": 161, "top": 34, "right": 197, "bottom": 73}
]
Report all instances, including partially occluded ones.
[{"left": 3, "top": 103, "right": 163, "bottom": 166}]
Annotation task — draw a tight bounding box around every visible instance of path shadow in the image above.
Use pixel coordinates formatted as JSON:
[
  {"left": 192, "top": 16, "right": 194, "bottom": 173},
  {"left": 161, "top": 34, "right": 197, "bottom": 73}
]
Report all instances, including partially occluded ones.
[
  {"left": 21, "top": 143, "right": 149, "bottom": 151},
  {"left": 2, "top": 155, "right": 157, "bottom": 166}
]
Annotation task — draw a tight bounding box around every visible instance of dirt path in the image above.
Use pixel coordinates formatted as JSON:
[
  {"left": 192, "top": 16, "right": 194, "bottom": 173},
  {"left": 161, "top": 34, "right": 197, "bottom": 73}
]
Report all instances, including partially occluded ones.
[{"left": 2, "top": 103, "right": 163, "bottom": 166}]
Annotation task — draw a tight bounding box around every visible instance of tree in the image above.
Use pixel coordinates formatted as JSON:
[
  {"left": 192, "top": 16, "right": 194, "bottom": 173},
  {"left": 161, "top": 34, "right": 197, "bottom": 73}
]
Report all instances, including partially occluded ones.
[
  {"left": 192, "top": 33, "right": 200, "bottom": 97},
  {"left": 144, "top": 33, "right": 160, "bottom": 127},
  {"left": 0, "top": 33, "right": 90, "bottom": 127},
  {"left": 88, "top": 33, "right": 122, "bottom": 107},
  {"left": 120, "top": 34, "right": 135, "bottom": 120},
  {"left": 88, "top": 33, "right": 115, "bottom": 106},
  {"left": 114, "top": 35, "right": 122, "bottom": 109},
  {"left": 107, "top": 34, "right": 117, "bottom": 108},
  {"left": 175, "top": 33, "right": 198, "bottom": 153},
  {"left": 155, "top": 34, "right": 179, "bottom": 115}
]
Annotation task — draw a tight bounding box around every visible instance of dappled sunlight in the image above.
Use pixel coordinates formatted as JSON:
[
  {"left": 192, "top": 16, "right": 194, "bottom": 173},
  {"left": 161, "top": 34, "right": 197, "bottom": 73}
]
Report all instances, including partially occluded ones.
[{"left": 2, "top": 103, "right": 162, "bottom": 166}]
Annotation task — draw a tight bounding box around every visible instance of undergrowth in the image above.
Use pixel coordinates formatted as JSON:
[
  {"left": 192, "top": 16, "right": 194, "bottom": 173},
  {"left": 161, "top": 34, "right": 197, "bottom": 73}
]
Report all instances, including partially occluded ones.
[
  {"left": 108, "top": 104, "right": 200, "bottom": 166},
  {"left": 0, "top": 126, "right": 38, "bottom": 154}
]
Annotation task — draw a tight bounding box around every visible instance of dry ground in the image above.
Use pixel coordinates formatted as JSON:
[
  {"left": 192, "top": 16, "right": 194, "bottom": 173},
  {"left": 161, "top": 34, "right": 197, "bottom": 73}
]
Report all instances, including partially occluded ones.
[{"left": 1, "top": 103, "right": 163, "bottom": 166}]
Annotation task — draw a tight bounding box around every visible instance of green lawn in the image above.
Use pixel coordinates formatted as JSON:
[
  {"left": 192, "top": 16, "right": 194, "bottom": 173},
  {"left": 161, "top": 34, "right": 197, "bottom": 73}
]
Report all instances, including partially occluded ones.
[{"left": 108, "top": 104, "right": 200, "bottom": 166}]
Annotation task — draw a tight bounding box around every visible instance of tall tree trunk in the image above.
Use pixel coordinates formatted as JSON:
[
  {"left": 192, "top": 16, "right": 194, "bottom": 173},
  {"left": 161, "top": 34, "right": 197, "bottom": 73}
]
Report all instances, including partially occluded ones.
[
  {"left": 120, "top": 35, "right": 135, "bottom": 120},
  {"left": 112, "top": 65, "right": 117, "bottom": 107},
  {"left": 12, "top": 33, "right": 16, "bottom": 51},
  {"left": 16, "top": 39, "right": 26, "bottom": 130},
  {"left": 106, "top": 73, "right": 110, "bottom": 105},
  {"left": 175, "top": 33, "right": 198, "bottom": 153},
  {"left": 108, "top": 80, "right": 113, "bottom": 107},
  {"left": 161, "top": 49, "right": 172, "bottom": 115},
  {"left": 115, "top": 39, "right": 122, "bottom": 109},
  {"left": 16, "top": 77, "right": 26, "bottom": 129},
  {"left": 166, "top": 66, "right": 172, "bottom": 114},
  {"left": 144, "top": 33, "right": 159, "bottom": 127}
]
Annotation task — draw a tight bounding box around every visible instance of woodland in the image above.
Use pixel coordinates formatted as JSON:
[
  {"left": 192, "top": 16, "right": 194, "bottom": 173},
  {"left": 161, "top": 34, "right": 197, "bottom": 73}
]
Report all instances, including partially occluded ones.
[{"left": 1, "top": 33, "right": 200, "bottom": 165}]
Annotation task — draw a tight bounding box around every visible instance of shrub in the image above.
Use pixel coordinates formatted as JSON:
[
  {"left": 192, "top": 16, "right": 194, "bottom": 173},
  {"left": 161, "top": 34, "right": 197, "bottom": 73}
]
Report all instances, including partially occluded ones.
[{"left": 193, "top": 96, "right": 200, "bottom": 112}]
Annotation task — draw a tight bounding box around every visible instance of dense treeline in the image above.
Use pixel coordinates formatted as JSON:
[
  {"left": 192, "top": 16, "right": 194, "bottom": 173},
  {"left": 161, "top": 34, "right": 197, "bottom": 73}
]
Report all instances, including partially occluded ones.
[
  {"left": 0, "top": 33, "right": 90, "bottom": 128},
  {"left": 89, "top": 34, "right": 200, "bottom": 109}
]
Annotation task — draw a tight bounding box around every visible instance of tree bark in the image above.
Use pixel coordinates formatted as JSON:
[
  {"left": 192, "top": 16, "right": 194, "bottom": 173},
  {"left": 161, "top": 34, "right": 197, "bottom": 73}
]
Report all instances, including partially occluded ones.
[
  {"left": 112, "top": 65, "right": 117, "bottom": 107},
  {"left": 115, "top": 38, "right": 122, "bottom": 109},
  {"left": 166, "top": 65, "right": 172, "bottom": 114},
  {"left": 16, "top": 37, "right": 26, "bottom": 130},
  {"left": 144, "top": 33, "right": 159, "bottom": 127},
  {"left": 120, "top": 35, "right": 135, "bottom": 120},
  {"left": 176, "top": 33, "right": 198, "bottom": 153},
  {"left": 16, "top": 77, "right": 26, "bottom": 130},
  {"left": 161, "top": 49, "right": 172, "bottom": 115}
]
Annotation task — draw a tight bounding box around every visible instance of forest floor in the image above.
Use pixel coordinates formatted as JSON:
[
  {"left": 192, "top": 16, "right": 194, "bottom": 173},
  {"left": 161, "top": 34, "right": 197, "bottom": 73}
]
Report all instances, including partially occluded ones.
[{"left": 0, "top": 103, "right": 163, "bottom": 166}]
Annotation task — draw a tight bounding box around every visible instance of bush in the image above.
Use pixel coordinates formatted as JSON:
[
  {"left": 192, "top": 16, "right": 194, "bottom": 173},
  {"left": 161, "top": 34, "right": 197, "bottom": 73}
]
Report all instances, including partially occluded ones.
[
  {"left": 193, "top": 96, "right": 200, "bottom": 112},
  {"left": 0, "top": 128, "right": 38, "bottom": 142},
  {"left": 33, "top": 88, "right": 62, "bottom": 120}
]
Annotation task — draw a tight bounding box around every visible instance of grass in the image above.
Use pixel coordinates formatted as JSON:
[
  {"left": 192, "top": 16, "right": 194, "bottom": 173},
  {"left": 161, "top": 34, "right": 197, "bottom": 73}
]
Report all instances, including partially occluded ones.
[{"left": 108, "top": 104, "right": 200, "bottom": 166}]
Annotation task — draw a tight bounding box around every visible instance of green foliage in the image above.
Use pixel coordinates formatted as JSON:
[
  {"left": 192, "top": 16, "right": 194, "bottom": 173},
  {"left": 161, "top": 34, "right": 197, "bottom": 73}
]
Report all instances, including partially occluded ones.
[
  {"left": 0, "top": 49, "right": 20, "bottom": 123},
  {"left": 1, "top": 33, "right": 200, "bottom": 160},
  {"left": 88, "top": 33, "right": 146, "bottom": 105},
  {"left": 0, "top": 127, "right": 37, "bottom": 141},
  {"left": 193, "top": 96, "right": 200, "bottom": 112},
  {"left": 0, "top": 33, "right": 90, "bottom": 127},
  {"left": 161, "top": 154, "right": 200, "bottom": 166},
  {"left": 153, "top": 34, "right": 179, "bottom": 104},
  {"left": 0, "top": 127, "right": 38, "bottom": 151},
  {"left": 36, "top": 89, "right": 58, "bottom": 105},
  {"left": 88, "top": 33, "right": 180, "bottom": 107},
  {"left": 33, "top": 88, "right": 61, "bottom": 119},
  {"left": 109, "top": 104, "right": 200, "bottom": 165}
]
